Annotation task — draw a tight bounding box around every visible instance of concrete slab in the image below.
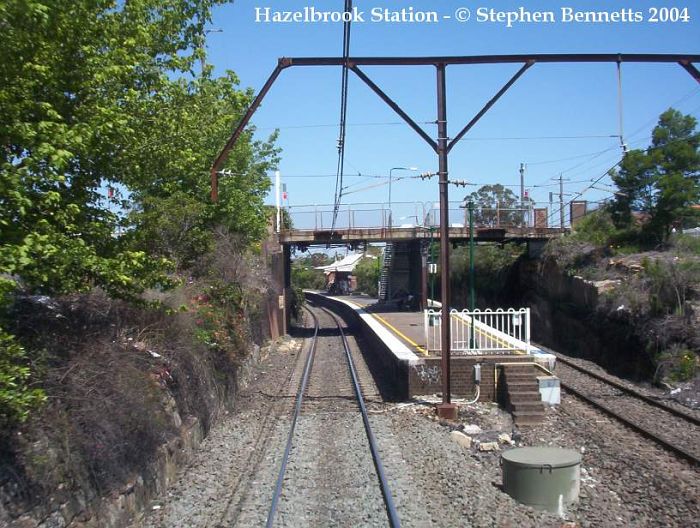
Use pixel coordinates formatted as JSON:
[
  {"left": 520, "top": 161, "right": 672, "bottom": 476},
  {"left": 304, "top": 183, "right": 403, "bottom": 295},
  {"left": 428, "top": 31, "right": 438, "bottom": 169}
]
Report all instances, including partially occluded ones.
[{"left": 326, "top": 295, "right": 428, "bottom": 357}]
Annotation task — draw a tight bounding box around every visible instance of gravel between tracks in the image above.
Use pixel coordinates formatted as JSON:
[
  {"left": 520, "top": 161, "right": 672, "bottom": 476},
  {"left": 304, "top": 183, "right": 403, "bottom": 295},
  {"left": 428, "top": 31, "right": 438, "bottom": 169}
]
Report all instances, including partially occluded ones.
[
  {"left": 554, "top": 360, "right": 700, "bottom": 461},
  {"left": 130, "top": 310, "right": 699, "bottom": 528},
  {"left": 520, "top": 395, "right": 700, "bottom": 527}
]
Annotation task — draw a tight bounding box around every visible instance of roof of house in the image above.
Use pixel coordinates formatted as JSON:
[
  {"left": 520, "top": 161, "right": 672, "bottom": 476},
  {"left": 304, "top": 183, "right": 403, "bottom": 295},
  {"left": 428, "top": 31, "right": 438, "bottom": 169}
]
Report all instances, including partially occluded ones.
[{"left": 315, "top": 253, "right": 369, "bottom": 273}]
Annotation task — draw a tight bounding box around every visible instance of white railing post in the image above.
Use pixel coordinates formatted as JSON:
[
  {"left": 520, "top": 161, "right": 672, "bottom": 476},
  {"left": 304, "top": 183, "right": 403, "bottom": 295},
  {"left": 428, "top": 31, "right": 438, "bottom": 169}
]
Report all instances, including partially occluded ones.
[
  {"left": 525, "top": 308, "right": 531, "bottom": 353},
  {"left": 424, "top": 309, "right": 429, "bottom": 352}
]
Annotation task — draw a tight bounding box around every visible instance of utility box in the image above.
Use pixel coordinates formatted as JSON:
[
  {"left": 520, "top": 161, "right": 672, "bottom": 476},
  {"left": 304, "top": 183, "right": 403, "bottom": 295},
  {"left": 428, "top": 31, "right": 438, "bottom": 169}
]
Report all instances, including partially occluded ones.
[
  {"left": 538, "top": 376, "right": 561, "bottom": 406},
  {"left": 501, "top": 447, "right": 581, "bottom": 514}
]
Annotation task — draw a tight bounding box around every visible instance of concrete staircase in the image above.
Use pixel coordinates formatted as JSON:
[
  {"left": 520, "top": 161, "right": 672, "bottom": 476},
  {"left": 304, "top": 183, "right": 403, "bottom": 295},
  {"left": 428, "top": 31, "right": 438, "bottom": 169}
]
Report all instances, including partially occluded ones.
[
  {"left": 378, "top": 243, "right": 394, "bottom": 301},
  {"left": 499, "top": 364, "right": 545, "bottom": 427}
]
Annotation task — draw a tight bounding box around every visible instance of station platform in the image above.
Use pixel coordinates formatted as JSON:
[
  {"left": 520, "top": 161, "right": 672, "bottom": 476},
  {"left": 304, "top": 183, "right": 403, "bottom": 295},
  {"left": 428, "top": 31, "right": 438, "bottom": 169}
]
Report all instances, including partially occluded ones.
[{"left": 305, "top": 291, "right": 556, "bottom": 403}]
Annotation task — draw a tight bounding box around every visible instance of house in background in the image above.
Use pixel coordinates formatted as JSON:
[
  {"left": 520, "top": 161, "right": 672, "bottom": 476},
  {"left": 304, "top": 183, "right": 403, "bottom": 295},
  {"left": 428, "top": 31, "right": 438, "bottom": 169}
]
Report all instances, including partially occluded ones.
[{"left": 315, "top": 253, "right": 366, "bottom": 294}]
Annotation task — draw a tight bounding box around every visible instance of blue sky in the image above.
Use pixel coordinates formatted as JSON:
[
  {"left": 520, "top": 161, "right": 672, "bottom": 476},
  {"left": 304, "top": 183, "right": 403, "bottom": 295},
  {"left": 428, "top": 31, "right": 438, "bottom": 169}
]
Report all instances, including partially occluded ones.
[{"left": 205, "top": 1, "right": 700, "bottom": 225}]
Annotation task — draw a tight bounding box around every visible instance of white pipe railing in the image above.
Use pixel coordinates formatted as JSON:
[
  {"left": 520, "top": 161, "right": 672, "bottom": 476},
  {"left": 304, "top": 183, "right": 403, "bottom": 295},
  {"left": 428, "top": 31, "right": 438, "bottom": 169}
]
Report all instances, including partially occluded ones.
[{"left": 424, "top": 308, "right": 531, "bottom": 356}]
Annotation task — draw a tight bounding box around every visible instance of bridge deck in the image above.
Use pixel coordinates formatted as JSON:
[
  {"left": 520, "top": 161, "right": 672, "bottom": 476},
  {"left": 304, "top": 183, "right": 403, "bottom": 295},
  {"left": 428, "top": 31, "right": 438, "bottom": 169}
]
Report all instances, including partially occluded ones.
[{"left": 281, "top": 226, "right": 566, "bottom": 244}]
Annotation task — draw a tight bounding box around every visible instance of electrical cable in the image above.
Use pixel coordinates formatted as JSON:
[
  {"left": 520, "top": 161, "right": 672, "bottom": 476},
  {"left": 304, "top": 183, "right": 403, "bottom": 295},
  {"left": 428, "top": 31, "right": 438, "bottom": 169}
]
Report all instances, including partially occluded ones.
[
  {"left": 546, "top": 130, "right": 700, "bottom": 226},
  {"left": 529, "top": 87, "right": 700, "bottom": 191},
  {"left": 617, "top": 59, "right": 627, "bottom": 153},
  {"left": 526, "top": 146, "right": 620, "bottom": 166},
  {"left": 331, "top": 0, "right": 353, "bottom": 232}
]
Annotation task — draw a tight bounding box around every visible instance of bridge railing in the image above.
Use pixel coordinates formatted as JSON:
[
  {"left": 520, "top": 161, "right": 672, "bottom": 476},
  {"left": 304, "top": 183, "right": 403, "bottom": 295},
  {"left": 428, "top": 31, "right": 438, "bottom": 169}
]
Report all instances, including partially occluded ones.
[
  {"left": 284, "top": 201, "right": 558, "bottom": 231},
  {"left": 424, "top": 308, "right": 531, "bottom": 356}
]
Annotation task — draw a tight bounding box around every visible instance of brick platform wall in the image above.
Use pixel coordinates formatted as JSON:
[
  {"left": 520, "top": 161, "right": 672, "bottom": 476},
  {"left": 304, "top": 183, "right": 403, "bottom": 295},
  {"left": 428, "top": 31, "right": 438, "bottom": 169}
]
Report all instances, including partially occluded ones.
[{"left": 408, "top": 355, "right": 533, "bottom": 400}]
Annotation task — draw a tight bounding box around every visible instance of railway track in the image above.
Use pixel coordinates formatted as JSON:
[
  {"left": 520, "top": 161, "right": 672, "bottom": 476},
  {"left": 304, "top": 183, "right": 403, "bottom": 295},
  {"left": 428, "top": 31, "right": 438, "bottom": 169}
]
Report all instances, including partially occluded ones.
[
  {"left": 265, "top": 303, "right": 401, "bottom": 527},
  {"left": 549, "top": 350, "right": 700, "bottom": 465}
]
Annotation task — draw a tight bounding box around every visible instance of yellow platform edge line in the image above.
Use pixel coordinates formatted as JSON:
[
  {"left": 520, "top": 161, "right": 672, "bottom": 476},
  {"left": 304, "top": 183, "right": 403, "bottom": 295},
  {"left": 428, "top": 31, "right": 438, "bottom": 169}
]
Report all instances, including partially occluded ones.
[{"left": 344, "top": 299, "right": 428, "bottom": 356}]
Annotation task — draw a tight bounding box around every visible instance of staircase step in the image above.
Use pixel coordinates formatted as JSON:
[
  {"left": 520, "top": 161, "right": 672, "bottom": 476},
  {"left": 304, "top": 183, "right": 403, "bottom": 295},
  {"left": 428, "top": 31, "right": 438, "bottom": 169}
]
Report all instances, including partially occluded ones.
[
  {"left": 502, "top": 365, "right": 537, "bottom": 373},
  {"left": 511, "top": 401, "right": 545, "bottom": 412},
  {"left": 504, "top": 373, "right": 535, "bottom": 381},
  {"left": 512, "top": 409, "right": 545, "bottom": 417},
  {"left": 508, "top": 390, "right": 541, "bottom": 402},
  {"left": 512, "top": 410, "right": 545, "bottom": 426},
  {"left": 506, "top": 381, "right": 539, "bottom": 390}
]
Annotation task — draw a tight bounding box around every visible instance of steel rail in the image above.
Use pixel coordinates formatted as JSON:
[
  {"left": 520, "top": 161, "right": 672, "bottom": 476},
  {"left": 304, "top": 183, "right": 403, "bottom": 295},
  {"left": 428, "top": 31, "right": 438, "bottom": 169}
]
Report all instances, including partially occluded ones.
[
  {"left": 265, "top": 305, "right": 319, "bottom": 528},
  {"left": 558, "top": 379, "right": 699, "bottom": 466},
  {"left": 553, "top": 353, "right": 700, "bottom": 426},
  {"left": 536, "top": 346, "right": 700, "bottom": 465},
  {"left": 320, "top": 306, "right": 402, "bottom": 528}
]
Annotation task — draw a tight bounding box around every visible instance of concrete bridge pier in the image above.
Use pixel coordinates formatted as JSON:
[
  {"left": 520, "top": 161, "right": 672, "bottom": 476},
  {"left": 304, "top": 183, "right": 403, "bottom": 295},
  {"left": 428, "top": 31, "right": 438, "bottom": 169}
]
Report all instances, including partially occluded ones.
[
  {"left": 384, "top": 240, "right": 425, "bottom": 307},
  {"left": 527, "top": 239, "right": 548, "bottom": 259}
]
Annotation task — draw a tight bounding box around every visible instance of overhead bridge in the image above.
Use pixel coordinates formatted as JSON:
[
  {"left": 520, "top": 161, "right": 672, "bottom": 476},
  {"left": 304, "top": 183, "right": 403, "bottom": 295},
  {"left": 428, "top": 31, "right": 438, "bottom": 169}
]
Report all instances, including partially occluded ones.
[
  {"left": 281, "top": 225, "right": 565, "bottom": 244},
  {"left": 279, "top": 201, "right": 567, "bottom": 246}
]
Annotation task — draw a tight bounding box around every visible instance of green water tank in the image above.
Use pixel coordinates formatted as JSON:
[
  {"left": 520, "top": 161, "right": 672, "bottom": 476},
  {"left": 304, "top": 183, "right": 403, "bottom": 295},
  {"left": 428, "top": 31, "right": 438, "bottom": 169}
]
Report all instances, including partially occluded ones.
[{"left": 501, "top": 446, "right": 581, "bottom": 514}]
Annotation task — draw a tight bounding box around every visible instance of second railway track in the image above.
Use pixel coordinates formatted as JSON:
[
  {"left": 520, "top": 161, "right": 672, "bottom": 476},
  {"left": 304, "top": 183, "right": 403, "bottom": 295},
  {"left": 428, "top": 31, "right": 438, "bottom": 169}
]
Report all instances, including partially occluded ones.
[
  {"left": 548, "top": 349, "right": 700, "bottom": 465},
  {"left": 266, "top": 302, "right": 401, "bottom": 527}
]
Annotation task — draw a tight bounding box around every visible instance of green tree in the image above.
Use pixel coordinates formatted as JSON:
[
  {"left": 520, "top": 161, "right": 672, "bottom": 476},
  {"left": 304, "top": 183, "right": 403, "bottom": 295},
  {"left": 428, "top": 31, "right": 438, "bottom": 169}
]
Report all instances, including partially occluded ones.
[
  {"left": 291, "top": 255, "right": 327, "bottom": 290},
  {"left": 464, "top": 184, "right": 531, "bottom": 227},
  {"left": 121, "top": 73, "right": 279, "bottom": 255},
  {"left": 354, "top": 257, "right": 380, "bottom": 297},
  {"left": 0, "top": 0, "right": 279, "bottom": 425},
  {"left": 0, "top": 0, "right": 220, "bottom": 298},
  {"left": 1, "top": 0, "right": 279, "bottom": 295},
  {"left": 610, "top": 109, "right": 700, "bottom": 242}
]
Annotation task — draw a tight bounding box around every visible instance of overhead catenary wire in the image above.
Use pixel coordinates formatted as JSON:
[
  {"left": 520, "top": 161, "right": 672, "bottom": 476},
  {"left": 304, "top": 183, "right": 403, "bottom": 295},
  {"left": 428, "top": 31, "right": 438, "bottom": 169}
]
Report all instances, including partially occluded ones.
[
  {"left": 529, "top": 87, "right": 700, "bottom": 192},
  {"left": 617, "top": 59, "right": 628, "bottom": 153},
  {"left": 331, "top": 0, "right": 353, "bottom": 232},
  {"left": 546, "top": 130, "right": 700, "bottom": 226}
]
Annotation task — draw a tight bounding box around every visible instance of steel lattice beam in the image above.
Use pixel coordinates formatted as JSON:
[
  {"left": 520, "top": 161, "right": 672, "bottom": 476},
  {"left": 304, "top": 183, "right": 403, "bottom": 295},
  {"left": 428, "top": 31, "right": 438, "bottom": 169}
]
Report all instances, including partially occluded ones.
[{"left": 211, "top": 53, "right": 700, "bottom": 201}]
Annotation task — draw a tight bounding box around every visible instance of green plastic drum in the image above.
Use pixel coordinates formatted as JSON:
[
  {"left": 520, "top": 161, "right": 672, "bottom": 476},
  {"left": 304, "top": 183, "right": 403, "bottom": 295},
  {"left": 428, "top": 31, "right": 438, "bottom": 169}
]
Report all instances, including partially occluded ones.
[{"left": 501, "top": 447, "right": 581, "bottom": 514}]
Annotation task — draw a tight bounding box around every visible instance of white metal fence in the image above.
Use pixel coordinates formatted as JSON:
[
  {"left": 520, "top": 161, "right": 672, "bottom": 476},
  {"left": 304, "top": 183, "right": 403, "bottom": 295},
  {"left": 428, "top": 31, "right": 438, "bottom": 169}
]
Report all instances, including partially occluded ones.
[
  {"left": 424, "top": 308, "right": 531, "bottom": 355},
  {"left": 284, "top": 200, "right": 556, "bottom": 232}
]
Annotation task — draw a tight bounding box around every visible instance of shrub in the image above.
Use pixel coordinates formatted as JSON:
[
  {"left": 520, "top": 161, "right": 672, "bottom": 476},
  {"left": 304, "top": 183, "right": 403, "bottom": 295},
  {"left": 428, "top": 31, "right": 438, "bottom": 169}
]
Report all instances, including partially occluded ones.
[
  {"left": 572, "top": 209, "right": 618, "bottom": 246},
  {"left": 541, "top": 237, "right": 596, "bottom": 270},
  {"left": 657, "top": 344, "right": 697, "bottom": 383},
  {"left": 643, "top": 258, "right": 700, "bottom": 316},
  {"left": 354, "top": 256, "right": 380, "bottom": 297},
  {"left": 671, "top": 233, "right": 700, "bottom": 255},
  {"left": 0, "top": 329, "right": 46, "bottom": 429}
]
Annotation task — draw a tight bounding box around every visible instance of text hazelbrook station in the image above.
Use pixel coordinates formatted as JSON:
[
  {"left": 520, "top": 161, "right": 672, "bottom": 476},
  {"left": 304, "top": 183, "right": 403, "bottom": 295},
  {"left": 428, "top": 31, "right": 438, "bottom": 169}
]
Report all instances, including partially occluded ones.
[{"left": 254, "top": 6, "right": 691, "bottom": 26}]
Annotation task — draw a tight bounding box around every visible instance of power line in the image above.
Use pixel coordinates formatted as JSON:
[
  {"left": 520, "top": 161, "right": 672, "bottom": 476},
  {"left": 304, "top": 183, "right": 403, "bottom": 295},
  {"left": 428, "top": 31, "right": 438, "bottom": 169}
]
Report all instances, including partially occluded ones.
[
  {"left": 530, "top": 88, "right": 700, "bottom": 191},
  {"left": 331, "top": 0, "right": 353, "bottom": 231},
  {"left": 451, "top": 134, "right": 618, "bottom": 143},
  {"left": 546, "top": 130, "right": 700, "bottom": 225},
  {"left": 526, "top": 145, "right": 620, "bottom": 166}
]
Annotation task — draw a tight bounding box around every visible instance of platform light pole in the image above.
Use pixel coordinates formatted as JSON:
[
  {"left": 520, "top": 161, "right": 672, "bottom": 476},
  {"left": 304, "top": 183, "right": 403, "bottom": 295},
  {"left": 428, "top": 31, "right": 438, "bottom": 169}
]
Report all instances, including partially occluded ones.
[
  {"left": 460, "top": 199, "right": 477, "bottom": 349},
  {"left": 388, "top": 166, "right": 417, "bottom": 227},
  {"left": 428, "top": 225, "right": 436, "bottom": 303}
]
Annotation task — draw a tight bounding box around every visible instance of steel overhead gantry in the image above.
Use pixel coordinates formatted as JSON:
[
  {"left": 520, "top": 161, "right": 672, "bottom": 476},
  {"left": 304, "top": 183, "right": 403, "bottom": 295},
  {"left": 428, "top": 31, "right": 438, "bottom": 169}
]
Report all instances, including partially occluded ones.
[{"left": 210, "top": 53, "right": 700, "bottom": 419}]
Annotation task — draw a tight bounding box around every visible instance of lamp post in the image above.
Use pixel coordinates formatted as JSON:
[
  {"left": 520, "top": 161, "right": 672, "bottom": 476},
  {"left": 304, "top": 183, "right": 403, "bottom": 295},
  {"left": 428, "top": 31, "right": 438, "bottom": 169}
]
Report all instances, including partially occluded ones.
[
  {"left": 388, "top": 166, "right": 418, "bottom": 227},
  {"left": 460, "top": 199, "right": 476, "bottom": 349},
  {"left": 430, "top": 226, "right": 436, "bottom": 303}
]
